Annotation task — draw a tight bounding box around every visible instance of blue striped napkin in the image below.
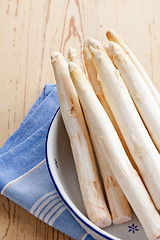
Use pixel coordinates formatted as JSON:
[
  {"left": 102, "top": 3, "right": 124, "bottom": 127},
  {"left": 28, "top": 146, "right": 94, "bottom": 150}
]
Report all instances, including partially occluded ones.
[{"left": 0, "top": 84, "right": 94, "bottom": 240}]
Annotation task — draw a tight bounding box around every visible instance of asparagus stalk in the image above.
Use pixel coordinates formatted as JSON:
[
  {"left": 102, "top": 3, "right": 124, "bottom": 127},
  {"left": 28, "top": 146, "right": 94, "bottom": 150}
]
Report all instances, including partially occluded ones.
[
  {"left": 51, "top": 52, "right": 112, "bottom": 228},
  {"left": 69, "top": 61, "right": 160, "bottom": 240},
  {"left": 83, "top": 43, "right": 135, "bottom": 168},
  {"left": 68, "top": 46, "right": 131, "bottom": 224},
  {"left": 68, "top": 47, "right": 84, "bottom": 70},
  {"left": 109, "top": 41, "right": 160, "bottom": 151},
  {"left": 104, "top": 44, "right": 114, "bottom": 63},
  {"left": 106, "top": 30, "right": 160, "bottom": 106},
  {"left": 87, "top": 38, "right": 160, "bottom": 211}
]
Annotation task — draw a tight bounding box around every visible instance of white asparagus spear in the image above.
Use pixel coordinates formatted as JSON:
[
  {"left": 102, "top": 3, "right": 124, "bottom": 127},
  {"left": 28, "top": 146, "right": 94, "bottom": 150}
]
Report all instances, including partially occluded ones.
[
  {"left": 87, "top": 38, "right": 160, "bottom": 211},
  {"left": 109, "top": 41, "right": 160, "bottom": 151},
  {"left": 68, "top": 47, "right": 84, "bottom": 70},
  {"left": 106, "top": 30, "right": 160, "bottom": 106},
  {"left": 69, "top": 61, "right": 160, "bottom": 240},
  {"left": 83, "top": 43, "right": 135, "bottom": 168},
  {"left": 69, "top": 46, "right": 131, "bottom": 224},
  {"left": 51, "top": 52, "right": 112, "bottom": 228}
]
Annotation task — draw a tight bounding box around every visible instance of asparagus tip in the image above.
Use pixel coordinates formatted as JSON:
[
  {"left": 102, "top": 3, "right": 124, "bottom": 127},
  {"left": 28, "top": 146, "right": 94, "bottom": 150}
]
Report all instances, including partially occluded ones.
[
  {"left": 87, "top": 37, "right": 102, "bottom": 49},
  {"left": 51, "top": 51, "right": 63, "bottom": 62},
  {"left": 106, "top": 29, "right": 117, "bottom": 40},
  {"left": 83, "top": 41, "right": 88, "bottom": 52},
  {"left": 109, "top": 41, "right": 123, "bottom": 54},
  {"left": 68, "top": 47, "right": 78, "bottom": 59},
  {"left": 83, "top": 42, "right": 92, "bottom": 61}
]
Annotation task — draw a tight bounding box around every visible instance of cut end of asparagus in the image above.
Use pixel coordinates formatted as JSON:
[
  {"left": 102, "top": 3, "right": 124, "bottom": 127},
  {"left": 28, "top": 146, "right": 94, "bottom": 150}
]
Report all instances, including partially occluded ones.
[
  {"left": 113, "top": 215, "right": 131, "bottom": 225},
  {"left": 51, "top": 51, "right": 62, "bottom": 62},
  {"left": 96, "top": 217, "right": 112, "bottom": 228}
]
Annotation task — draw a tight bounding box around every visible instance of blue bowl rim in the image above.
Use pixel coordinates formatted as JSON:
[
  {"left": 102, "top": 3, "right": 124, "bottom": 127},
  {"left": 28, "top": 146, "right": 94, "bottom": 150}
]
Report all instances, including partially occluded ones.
[{"left": 45, "top": 107, "right": 116, "bottom": 240}]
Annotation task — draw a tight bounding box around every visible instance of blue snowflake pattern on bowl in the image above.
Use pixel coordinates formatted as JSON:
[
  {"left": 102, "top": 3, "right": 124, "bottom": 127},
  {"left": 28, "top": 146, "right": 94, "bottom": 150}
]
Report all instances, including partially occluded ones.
[{"left": 128, "top": 224, "right": 139, "bottom": 234}]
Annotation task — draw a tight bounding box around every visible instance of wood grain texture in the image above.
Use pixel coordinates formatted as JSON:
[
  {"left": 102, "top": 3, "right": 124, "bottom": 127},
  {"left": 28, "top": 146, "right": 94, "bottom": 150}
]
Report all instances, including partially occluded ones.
[{"left": 0, "top": 0, "right": 160, "bottom": 239}]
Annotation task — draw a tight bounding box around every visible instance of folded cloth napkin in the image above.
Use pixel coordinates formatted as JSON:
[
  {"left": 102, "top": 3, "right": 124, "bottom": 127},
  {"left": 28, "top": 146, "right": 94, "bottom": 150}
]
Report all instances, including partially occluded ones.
[{"left": 0, "top": 84, "right": 94, "bottom": 240}]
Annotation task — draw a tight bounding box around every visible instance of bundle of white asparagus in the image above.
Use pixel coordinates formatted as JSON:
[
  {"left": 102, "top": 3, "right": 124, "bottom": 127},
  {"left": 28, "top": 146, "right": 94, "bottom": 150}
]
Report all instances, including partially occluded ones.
[
  {"left": 68, "top": 46, "right": 131, "bottom": 225},
  {"left": 51, "top": 30, "right": 160, "bottom": 240}
]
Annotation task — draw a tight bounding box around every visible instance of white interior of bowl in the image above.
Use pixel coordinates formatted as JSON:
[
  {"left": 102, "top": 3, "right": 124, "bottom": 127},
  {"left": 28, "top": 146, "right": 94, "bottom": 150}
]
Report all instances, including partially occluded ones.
[{"left": 46, "top": 109, "right": 146, "bottom": 240}]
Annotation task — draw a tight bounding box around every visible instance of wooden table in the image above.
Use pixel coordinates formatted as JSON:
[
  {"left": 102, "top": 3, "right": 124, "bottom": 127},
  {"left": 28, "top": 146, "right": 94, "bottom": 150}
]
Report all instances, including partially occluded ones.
[{"left": 0, "top": 0, "right": 160, "bottom": 239}]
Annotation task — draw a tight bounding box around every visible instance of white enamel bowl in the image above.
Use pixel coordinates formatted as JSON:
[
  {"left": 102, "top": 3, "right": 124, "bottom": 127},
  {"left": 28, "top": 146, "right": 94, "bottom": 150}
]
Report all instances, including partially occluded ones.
[{"left": 46, "top": 108, "right": 147, "bottom": 240}]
